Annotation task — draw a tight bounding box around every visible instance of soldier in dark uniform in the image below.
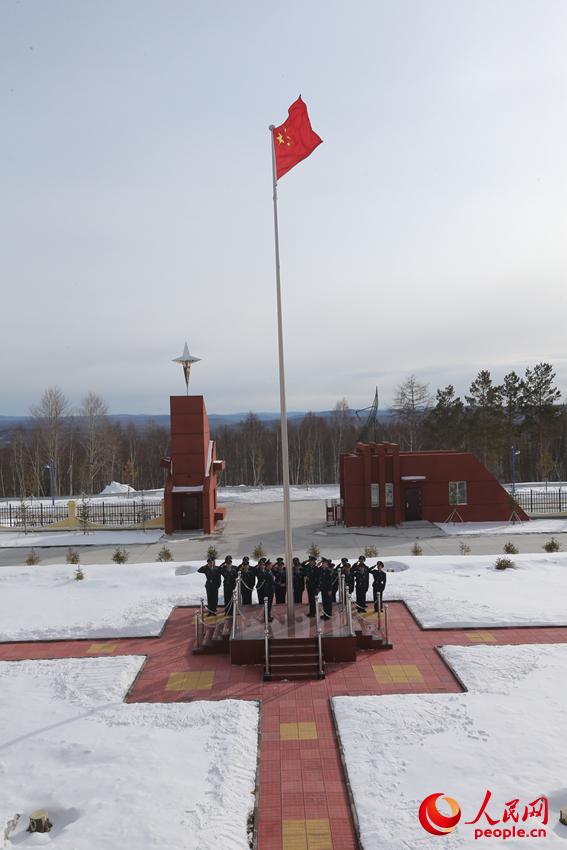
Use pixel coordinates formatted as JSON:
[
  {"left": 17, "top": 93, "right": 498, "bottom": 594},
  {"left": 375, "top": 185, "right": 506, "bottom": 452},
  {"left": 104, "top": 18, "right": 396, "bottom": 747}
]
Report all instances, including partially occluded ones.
[
  {"left": 319, "top": 560, "right": 335, "bottom": 619},
  {"left": 340, "top": 558, "right": 355, "bottom": 596},
  {"left": 292, "top": 557, "right": 304, "bottom": 604},
  {"left": 255, "top": 558, "right": 267, "bottom": 606},
  {"left": 239, "top": 556, "right": 255, "bottom": 605},
  {"left": 262, "top": 561, "right": 275, "bottom": 621},
  {"left": 274, "top": 557, "right": 287, "bottom": 604},
  {"left": 221, "top": 556, "right": 239, "bottom": 614},
  {"left": 197, "top": 558, "right": 222, "bottom": 616},
  {"left": 354, "top": 555, "right": 370, "bottom": 611},
  {"left": 302, "top": 555, "right": 320, "bottom": 618},
  {"left": 329, "top": 559, "right": 339, "bottom": 602},
  {"left": 370, "top": 560, "right": 387, "bottom": 612}
]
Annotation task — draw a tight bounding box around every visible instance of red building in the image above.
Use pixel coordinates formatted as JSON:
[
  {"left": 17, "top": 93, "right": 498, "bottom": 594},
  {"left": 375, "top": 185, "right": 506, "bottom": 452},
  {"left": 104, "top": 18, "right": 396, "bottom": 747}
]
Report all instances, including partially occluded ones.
[
  {"left": 339, "top": 442, "right": 528, "bottom": 526},
  {"left": 162, "top": 396, "right": 226, "bottom": 534}
]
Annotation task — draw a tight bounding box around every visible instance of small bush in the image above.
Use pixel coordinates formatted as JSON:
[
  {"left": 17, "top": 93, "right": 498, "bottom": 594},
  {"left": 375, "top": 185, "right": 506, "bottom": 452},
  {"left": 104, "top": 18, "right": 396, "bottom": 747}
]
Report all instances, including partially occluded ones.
[
  {"left": 543, "top": 537, "right": 561, "bottom": 553},
  {"left": 459, "top": 541, "right": 471, "bottom": 555},
  {"left": 364, "top": 545, "right": 378, "bottom": 557},
  {"left": 25, "top": 549, "right": 40, "bottom": 566},
  {"left": 252, "top": 542, "right": 266, "bottom": 561},
  {"left": 503, "top": 541, "right": 519, "bottom": 555},
  {"left": 495, "top": 556, "right": 514, "bottom": 570},
  {"left": 206, "top": 545, "right": 218, "bottom": 561},
  {"left": 411, "top": 542, "right": 423, "bottom": 556},
  {"left": 74, "top": 565, "right": 85, "bottom": 581},
  {"left": 156, "top": 545, "right": 173, "bottom": 562},
  {"left": 307, "top": 541, "right": 321, "bottom": 559},
  {"left": 66, "top": 548, "right": 80, "bottom": 565},
  {"left": 112, "top": 547, "right": 128, "bottom": 564}
]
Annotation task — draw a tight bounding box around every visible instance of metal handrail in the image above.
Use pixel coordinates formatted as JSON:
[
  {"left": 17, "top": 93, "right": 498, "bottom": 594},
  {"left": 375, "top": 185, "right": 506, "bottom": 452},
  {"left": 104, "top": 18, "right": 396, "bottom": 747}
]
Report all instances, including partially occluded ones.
[
  {"left": 230, "top": 575, "right": 241, "bottom": 640},
  {"left": 263, "top": 599, "right": 270, "bottom": 677},
  {"left": 315, "top": 601, "right": 324, "bottom": 677},
  {"left": 345, "top": 590, "right": 354, "bottom": 637},
  {"left": 383, "top": 603, "right": 389, "bottom": 645},
  {"left": 195, "top": 597, "right": 206, "bottom": 648}
]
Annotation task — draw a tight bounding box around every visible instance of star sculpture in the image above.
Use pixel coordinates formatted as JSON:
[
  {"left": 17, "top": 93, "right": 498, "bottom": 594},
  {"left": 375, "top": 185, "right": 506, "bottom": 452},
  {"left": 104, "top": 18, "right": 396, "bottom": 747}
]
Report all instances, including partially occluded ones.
[{"left": 172, "top": 342, "right": 201, "bottom": 394}]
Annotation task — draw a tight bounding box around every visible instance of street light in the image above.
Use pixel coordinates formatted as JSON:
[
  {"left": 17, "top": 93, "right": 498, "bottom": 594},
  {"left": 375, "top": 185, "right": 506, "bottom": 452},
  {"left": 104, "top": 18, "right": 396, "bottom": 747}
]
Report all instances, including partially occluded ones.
[
  {"left": 44, "top": 461, "right": 55, "bottom": 507},
  {"left": 511, "top": 446, "right": 521, "bottom": 494}
]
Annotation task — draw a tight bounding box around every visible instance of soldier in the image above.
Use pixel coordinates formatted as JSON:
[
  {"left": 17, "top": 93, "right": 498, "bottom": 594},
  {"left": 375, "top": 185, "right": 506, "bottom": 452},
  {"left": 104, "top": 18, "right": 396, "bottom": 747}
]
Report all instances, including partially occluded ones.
[
  {"left": 255, "top": 558, "right": 267, "bottom": 606},
  {"left": 221, "top": 556, "right": 239, "bottom": 614},
  {"left": 239, "top": 556, "right": 255, "bottom": 605},
  {"left": 329, "top": 559, "right": 339, "bottom": 602},
  {"left": 354, "top": 555, "right": 370, "bottom": 611},
  {"left": 292, "top": 557, "right": 305, "bottom": 604},
  {"left": 274, "top": 557, "right": 287, "bottom": 604},
  {"left": 302, "top": 555, "right": 320, "bottom": 618},
  {"left": 370, "top": 560, "right": 387, "bottom": 612},
  {"left": 262, "top": 561, "right": 275, "bottom": 621},
  {"left": 340, "top": 558, "right": 355, "bottom": 596},
  {"left": 319, "top": 559, "right": 335, "bottom": 619},
  {"left": 197, "top": 558, "right": 222, "bottom": 616}
]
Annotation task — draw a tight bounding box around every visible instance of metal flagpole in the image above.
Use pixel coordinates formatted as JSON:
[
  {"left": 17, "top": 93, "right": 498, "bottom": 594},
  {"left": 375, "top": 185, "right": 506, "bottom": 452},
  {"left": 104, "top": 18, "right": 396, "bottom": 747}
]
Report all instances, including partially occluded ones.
[{"left": 269, "top": 125, "right": 295, "bottom": 623}]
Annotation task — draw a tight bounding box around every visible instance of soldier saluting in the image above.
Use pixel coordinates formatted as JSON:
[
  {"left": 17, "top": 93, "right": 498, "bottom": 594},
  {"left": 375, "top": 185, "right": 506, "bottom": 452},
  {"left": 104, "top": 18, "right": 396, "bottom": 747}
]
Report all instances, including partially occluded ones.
[
  {"left": 239, "top": 556, "right": 255, "bottom": 605},
  {"left": 292, "top": 557, "right": 305, "bottom": 604},
  {"left": 197, "top": 557, "right": 222, "bottom": 616},
  {"left": 221, "top": 556, "right": 239, "bottom": 615},
  {"left": 354, "top": 555, "right": 370, "bottom": 612},
  {"left": 319, "top": 559, "right": 335, "bottom": 619},
  {"left": 302, "top": 555, "right": 320, "bottom": 618},
  {"left": 370, "top": 560, "right": 387, "bottom": 612}
]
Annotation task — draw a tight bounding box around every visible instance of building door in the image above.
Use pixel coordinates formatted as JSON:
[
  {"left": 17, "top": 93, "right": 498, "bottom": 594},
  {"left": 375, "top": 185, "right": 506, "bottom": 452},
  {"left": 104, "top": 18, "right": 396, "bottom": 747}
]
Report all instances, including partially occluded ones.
[
  {"left": 404, "top": 488, "right": 422, "bottom": 521},
  {"left": 181, "top": 495, "right": 201, "bottom": 530}
]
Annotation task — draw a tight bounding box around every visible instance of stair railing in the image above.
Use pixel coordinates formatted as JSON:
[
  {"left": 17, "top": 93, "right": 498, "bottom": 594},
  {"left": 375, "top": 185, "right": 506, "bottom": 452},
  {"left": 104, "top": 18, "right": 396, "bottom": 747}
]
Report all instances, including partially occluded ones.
[
  {"left": 231, "top": 575, "right": 242, "bottom": 640},
  {"left": 383, "top": 602, "right": 389, "bottom": 645},
  {"left": 345, "top": 590, "right": 355, "bottom": 637},
  {"left": 195, "top": 597, "right": 206, "bottom": 648},
  {"left": 315, "top": 601, "right": 324, "bottom": 677},
  {"left": 263, "top": 599, "right": 270, "bottom": 678}
]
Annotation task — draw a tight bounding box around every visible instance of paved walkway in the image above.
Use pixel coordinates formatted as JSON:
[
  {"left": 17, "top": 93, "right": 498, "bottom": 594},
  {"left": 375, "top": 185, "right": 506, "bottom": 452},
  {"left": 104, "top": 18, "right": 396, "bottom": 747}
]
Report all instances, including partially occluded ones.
[{"left": 2, "top": 603, "right": 567, "bottom": 850}]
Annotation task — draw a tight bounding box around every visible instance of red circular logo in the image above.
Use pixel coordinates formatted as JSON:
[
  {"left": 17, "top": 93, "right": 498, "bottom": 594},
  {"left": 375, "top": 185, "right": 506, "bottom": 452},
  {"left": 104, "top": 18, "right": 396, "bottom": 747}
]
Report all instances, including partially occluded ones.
[{"left": 419, "top": 793, "right": 461, "bottom": 836}]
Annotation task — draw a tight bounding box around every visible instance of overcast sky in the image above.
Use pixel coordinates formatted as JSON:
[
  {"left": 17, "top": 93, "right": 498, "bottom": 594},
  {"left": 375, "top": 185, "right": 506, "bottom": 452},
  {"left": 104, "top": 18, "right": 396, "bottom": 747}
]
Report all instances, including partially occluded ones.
[{"left": 2, "top": 0, "right": 566, "bottom": 416}]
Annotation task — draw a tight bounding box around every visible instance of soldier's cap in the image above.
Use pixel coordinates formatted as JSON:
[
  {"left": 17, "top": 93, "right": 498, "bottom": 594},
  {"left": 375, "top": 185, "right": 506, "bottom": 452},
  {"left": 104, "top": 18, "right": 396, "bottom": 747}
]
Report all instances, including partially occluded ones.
[
  {"left": 276, "top": 557, "right": 284, "bottom": 563},
  {"left": 258, "top": 557, "right": 267, "bottom": 564},
  {"left": 308, "top": 555, "right": 316, "bottom": 561},
  {"left": 359, "top": 555, "right": 366, "bottom": 561},
  {"left": 241, "top": 556, "right": 249, "bottom": 563},
  {"left": 292, "top": 557, "right": 300, "bottom": 564},
  {"left": 207, "top": 558, "right": 214, "bottom": 563},
  {"left": 341, "top": 557, "right": 350, "bottom": 563},
  {"left": 225, "top": 555, "right": 233, "bottom": 561}
]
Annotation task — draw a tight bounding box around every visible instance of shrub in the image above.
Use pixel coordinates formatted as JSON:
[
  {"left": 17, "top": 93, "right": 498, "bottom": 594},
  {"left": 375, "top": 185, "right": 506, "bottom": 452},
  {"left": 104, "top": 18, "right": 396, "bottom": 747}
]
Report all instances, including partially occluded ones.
[
  {"left": 112, "top": 547, "right": 128, "bottom": 564},
  {"left": 495, "top": 556, "right": 514, "bottom": 570},
  {"left": 74, "top": 565, "right": 85, "bottom": 581},
  {"left": 206, "top": 545, "right": 218, "bottom": 561},
  {"left": 459, "top": 541, "right": 471, "bottom": 555},
  {"left": 252, "top": 542, "right": 265, "bottom": 561},
  {"left": 307, "top": 541, "right": 321, "bottom": 559},
  {"left": 411, "top": 541, "right": 423, "bottom": 556},
  {"left": 543, "top": 537, "right": 561, "bottom": 553},
  {"left": 156, "top": 545, "right": 173, "bottom": 562},
  {"left": 66, "top": 548, "right": 80, "bottom": 565},
  {"left": 364, "top": 545, "right": 378, "bottom": 557},
  {"left": 503, "top": 541, "right": 519, "bottom": 555},
  {"left": 25, "top": 549, "right": 40, "bottom": 566}
]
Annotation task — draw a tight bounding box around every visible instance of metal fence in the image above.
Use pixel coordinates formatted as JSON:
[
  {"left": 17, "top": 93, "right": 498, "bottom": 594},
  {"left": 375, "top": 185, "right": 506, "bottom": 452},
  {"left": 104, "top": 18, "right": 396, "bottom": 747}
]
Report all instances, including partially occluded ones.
[
  {"left": 511, "top": 489, "right": 567, "bottom": 515},
  {"left": 0, "top": 500, "right": 162, "bottom": 529}
]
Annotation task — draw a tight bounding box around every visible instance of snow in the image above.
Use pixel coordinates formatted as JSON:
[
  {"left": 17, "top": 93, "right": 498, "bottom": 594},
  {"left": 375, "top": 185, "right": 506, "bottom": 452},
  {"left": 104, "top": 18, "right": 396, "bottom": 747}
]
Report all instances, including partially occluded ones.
[
  {"left": 99, "top": 481, "right": 136, "bottom": 495},
  {"left": 0, "top": 656, "right": 258, "bottom": 850},
  {"left": 1, "top": 553, "right": 567, "bottom": 642},
  {"left": 333, "top": 644, "right": 567, "bottom": 849},
  {"left": 217, "top": 484, "right": 339, "bottom": 503},
  {"left": 0, "top": 529, "right": 164, "bottom": 548},
  {"left": 437, "top": 519, "right": 567, "bottom": 535}
]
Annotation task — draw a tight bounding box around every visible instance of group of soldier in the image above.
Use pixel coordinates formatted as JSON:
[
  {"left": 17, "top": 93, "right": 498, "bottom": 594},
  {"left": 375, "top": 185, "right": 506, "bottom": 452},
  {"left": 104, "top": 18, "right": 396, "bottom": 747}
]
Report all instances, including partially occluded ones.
[{"left": 197, "top": 555, "right": 387, "bottom": 622}]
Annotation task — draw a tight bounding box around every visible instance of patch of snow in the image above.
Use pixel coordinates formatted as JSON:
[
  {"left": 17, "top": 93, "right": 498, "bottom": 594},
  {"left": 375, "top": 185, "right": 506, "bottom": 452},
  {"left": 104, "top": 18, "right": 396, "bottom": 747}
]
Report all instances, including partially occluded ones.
[
  {"left": 217, "top": 484, "right": 339, "bottom": 504},
  {"left": 0, "top": 530, "right": 164, "bottom": 548},
  {"left": 99, "top": 481, "right": 136, "bottom": 495},
  {"left": 333, "top": 644, "right": 567, "bottom": 849},
  {"left": 0, "top": 656, "right": 258, "bottom": 850},
  {"left": 437, "top": 519, "right": 567, "bottom": 535}
]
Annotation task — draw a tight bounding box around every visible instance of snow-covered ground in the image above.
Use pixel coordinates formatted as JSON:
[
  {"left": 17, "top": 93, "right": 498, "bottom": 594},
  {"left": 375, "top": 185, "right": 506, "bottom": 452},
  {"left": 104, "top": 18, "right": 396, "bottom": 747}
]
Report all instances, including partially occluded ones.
[
  {"left": 437, "top": 519, "right": 567, "bottom": 535},
  {"left": 217, "top": 484, "right": 339, "bottom": 503},
  {"left": 333, "top": 644, "right": 567, "bottom": 849},
  {"left": 0, "top": 529, "right": 164, "bottom": 548},
  {"left": 1, "top": 554, "right": 567, "bottom": 642},
  {"left": 0, "top": 656, "right": 258, "bottom": 850}
]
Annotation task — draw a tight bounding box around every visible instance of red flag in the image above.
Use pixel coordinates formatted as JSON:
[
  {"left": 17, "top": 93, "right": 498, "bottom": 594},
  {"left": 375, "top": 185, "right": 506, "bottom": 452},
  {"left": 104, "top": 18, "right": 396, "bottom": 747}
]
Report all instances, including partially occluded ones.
[{"left": 271, "top": 96, "right": 322, "bottom": 180}]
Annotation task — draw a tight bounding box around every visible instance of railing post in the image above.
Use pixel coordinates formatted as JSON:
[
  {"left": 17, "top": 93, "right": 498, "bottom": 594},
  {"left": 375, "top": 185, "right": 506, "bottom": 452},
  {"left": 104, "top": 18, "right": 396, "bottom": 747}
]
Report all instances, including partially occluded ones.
[
  {"left": 346, "top": 590, "right": 354, "bottom": 637},
  {"left": 316, "top": 601, "right": 324, "bottom": 678},
  {"left": 263, "top": 599, "right": 270, "bottom": 679},
  {"left": 384, "top": 603, "right": 389, "bottom": 645},
  {"left": 199, "top": 598, "right": 205, "bottom": 647},
  {"left": 231, "top": 587, "right": 238, "bottom": 639}
]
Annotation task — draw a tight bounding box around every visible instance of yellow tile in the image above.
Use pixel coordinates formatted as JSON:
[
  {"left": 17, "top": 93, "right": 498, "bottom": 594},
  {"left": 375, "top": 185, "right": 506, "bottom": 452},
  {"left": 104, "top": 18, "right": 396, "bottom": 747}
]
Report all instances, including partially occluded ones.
[
  {"left": 87, "top": 642, "right": 118, "bottom": 654},
  {"left": 402, "top": 664, "right": 424, "bottom": 682},
  {"left": 389, "top": 669, "right": 408, "bottom": 683},
  {"left": 297, "top": 722, "right": 318, "bottom": 740},
  {"left": 373, "top": 665, "right": 392, "bottom": 683},
  {"left": 280, "top": 722, "right": 299, "bottom": 740},
  {"left": 306, "top": 818, "right": 333, "bottom": 850},
  {"left": 166, "top": 670, "right": 214, "bottom": 691},
  {"left": 466, "top": 631, "right": 497, "bottom": 643},
  {"left": 283, "top": 820, "right": 307, "bottom": 850}
]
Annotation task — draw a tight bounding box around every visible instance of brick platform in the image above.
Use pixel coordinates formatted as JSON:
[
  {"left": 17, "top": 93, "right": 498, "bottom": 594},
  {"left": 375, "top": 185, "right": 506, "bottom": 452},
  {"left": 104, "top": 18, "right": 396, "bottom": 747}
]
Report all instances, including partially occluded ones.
[{"left": 2, "top": 601, "right": 567, "bottom": 849}]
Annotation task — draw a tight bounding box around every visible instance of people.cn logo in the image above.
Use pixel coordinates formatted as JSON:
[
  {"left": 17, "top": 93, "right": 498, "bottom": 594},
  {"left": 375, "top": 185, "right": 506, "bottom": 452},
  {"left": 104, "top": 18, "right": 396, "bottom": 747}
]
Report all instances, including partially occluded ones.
[{"left": 419, "top": 793, "right": 462, "bottom": 836}]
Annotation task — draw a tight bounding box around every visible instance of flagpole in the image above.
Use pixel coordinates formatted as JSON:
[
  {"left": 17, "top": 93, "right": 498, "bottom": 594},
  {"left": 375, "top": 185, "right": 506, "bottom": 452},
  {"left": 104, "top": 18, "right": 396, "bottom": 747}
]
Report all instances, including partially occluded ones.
[{"left": 269, "top": 125, "right": 295, "bottom": 624}]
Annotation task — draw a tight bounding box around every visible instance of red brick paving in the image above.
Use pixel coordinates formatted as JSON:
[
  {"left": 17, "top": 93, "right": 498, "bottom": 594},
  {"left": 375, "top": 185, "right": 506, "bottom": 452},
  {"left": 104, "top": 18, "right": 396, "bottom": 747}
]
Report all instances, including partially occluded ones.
[{"left": 2, "top": 601, "right": 567, "bottom": 849}]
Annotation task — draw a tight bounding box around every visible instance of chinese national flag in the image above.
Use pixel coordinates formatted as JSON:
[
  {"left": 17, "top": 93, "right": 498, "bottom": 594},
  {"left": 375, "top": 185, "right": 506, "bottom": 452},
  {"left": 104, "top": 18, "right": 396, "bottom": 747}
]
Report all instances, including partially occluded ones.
[{"left": 272, "top": 96, "right": 322, "bottom": 180}]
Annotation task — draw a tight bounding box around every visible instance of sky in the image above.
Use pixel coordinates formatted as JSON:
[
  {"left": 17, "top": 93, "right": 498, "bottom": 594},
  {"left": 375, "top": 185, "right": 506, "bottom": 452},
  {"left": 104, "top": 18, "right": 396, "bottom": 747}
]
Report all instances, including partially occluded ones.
[{"left": 2, "top": 0, "right": 567, "bottom": 416}]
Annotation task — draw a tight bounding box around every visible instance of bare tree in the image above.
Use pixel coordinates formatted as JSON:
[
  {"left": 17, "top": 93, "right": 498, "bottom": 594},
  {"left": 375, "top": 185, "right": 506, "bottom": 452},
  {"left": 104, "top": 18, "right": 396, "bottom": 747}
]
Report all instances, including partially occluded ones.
[
  {"left": 393, "top": 376, "right": 432, "bottom": 450},
  {"left": 30, "top": 387, "right": 69, "bottom": 496},
  {"left": 79, "top": 392, "right": 108, "bottom": 494}
]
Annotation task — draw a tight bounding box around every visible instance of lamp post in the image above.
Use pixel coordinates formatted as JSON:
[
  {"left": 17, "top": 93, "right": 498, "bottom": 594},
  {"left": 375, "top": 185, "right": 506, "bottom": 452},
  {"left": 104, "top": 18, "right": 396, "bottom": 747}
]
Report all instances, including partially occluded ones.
[
  {"left": 511, "top": 446, "right": 520, "bottom": 494},
  {"left": 172, "top": 341, "right": 201, "bottom": 394},
  {"left": 44, "top": 461, "right": 55, "bottom": 507}
]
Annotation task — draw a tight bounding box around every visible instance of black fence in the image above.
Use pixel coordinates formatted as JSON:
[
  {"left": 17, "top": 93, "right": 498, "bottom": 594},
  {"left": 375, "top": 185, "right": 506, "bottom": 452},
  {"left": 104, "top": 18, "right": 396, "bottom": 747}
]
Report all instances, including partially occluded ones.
[
  {"left": 0, "top": 500, "right": 163, "bottom": 529},
  {"left": 512, "top": 489, "right": 567, "bottom": 515}
]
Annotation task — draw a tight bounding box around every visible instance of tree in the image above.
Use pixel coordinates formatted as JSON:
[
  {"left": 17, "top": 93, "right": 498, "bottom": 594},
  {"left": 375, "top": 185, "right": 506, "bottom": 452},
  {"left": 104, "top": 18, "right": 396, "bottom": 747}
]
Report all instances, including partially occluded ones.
[
  {"left": 520, "top": 363, "right": 562, "bottom": 480},
  {"left": 465, "top": 371, "right": 503, "bottom": 471},
  {"left": 424, "top": 385, "right": 465, "bottom": 449},
  {"left": 393, "top": 376, "right": 432, "bottom": 450},
  {"left": 79, "top": 392, "right": 108, "bottom": 494},
  {"left": 500, "top": 371, "right": 524, "bottom": 478},
  {"left": 30, "top": 387, "right": 69, "bottom": 496}
]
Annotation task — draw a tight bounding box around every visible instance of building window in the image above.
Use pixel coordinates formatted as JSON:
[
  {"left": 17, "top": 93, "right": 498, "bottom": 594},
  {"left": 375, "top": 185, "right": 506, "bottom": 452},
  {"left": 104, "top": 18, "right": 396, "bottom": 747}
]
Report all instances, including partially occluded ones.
[
  {"left": 385, "top": 483, "right": 394, "bottom": 506},
  {"left": 448, "top": 481, "right": 467, "bottom": 505},
  {"left": 370, "top": 484, "right": 380, "bottom": 507}
]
